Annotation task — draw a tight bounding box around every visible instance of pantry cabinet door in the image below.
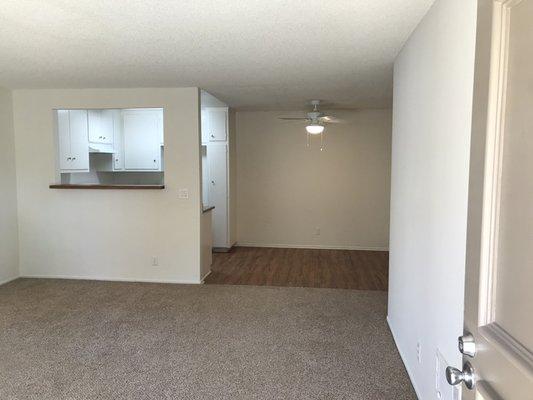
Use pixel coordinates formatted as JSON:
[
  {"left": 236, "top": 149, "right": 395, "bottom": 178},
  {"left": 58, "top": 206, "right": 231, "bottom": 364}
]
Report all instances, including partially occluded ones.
[{"left": 208, "top": 144, "right": 228, "bottom": 247}]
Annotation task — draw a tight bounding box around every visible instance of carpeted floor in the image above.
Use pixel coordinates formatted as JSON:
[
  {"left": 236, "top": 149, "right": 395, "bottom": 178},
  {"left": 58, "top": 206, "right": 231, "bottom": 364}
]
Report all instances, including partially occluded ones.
[{"left": 0, "top": 279, "right": 415, "bottom": 400}]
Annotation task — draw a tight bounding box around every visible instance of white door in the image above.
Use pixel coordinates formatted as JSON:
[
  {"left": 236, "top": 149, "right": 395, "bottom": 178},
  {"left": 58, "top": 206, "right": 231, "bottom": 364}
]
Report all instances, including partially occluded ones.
[
  {"left": 448, "top": 1, "right": 533, "bottom": 398},
  {"left": 206, "top": 108, "right": 227, "bottom": 142},
  {"left": 208, "top": 144, "right": 228, "bottom": 248},
  {"left": 123, "top": 110, "right": 159, "bottom": 170},
  {"left": 67, "top": 110, "right": 89, "bottom": 171},
  {"left": 88, "top": 110, "right": 114, "bottom": 144}
]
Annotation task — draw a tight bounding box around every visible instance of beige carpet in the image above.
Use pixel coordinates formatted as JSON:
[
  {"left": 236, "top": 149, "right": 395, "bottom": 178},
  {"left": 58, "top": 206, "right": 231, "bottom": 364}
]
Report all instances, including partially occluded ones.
[{"left": 0, "top": 279, "right": 415, "bottom": 399}]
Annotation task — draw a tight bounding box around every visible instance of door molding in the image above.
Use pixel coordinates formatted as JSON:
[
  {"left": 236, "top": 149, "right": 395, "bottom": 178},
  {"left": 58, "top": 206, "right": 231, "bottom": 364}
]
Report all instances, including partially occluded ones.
[{"left": 478, "top": 0, "right": 533, "bottom": 376}]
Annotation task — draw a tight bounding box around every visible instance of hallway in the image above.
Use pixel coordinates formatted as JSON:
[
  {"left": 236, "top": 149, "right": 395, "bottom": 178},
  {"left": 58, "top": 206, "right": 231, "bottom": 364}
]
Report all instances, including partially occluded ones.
[{"left": 204, "top": 247, "right": 388, "bottom": 290}]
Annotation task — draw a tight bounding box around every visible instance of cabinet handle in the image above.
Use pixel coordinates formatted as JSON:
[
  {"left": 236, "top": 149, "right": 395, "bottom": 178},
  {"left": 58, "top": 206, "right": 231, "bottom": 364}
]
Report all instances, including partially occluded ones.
[
  {"left": 153, "top": 159, "right": 157, "bottom": 163},
  {"left": 67, "top": 157, "right": 72, "bottom": 161},
  {"left": 115, "top": 158, "right": 119, "bottom": 162},
  {"left": 72, "top": 157, "right": 76, "bottom": 161},
  {"left": 210, "top": 134, "right": 215, "bottom": 138},
  {"left": 211, "top": 180, "right": 215, "bottom": 185}
]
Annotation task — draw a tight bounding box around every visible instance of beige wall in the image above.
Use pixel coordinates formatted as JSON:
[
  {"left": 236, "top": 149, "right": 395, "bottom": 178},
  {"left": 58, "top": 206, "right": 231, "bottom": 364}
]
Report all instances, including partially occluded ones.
[
  {"left": 228, "top": 108, "right": 237, "bottom": 245},
  {"left": 12, "top": 88, "right": 203, "bottom": 283},
  {"left": 235, "top": 109, "right": 391, "bottom": 250},
  {"left": 0, "top": 87, "right": 19, "bottom": 284}
]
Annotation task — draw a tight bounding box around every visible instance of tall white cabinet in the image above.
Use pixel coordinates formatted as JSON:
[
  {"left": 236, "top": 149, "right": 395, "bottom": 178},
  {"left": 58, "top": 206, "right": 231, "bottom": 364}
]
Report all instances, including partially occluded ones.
[{"left": 201, "top": 106, "right": 233, "bottom": 250}]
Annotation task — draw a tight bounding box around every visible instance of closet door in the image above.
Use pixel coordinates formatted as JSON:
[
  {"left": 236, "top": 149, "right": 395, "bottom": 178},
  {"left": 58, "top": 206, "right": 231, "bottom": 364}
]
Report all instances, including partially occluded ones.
[
  {"left": 68, "top": 110, "right": 89, "bottom": 171},
  {"left": 123, "top": 110, "right": 159, "bottom": 170},
  {"left": 208, "top": 144, "right": 228, "bottom": 247}
]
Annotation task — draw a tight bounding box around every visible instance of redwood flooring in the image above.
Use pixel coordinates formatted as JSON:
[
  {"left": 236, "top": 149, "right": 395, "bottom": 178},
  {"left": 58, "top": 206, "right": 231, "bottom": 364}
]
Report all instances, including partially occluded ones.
[{"left": 204, "top": 247, "right": 389, "bottom": 290}]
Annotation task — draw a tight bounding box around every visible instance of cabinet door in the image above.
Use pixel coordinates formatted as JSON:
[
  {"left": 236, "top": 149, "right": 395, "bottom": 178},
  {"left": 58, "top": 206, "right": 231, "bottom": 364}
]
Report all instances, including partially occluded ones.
[
  {"left": 123, "top": 111, "right": 159, "bottom": 170},
  {"left": 112, "top": 109, "right": 124, "bottom": 170},
  {"left": 201, "top": 109, "right": 210, "bottom": 144},
  {"left": 208, "top": 144, "right": 228, "bottom": 247},
  {"left": 157, "top": 111, "right": 164, "bottom": 146},
  {"left": 68, "top": 110, "right": 89, "bottom": 171},
  {"left": 57, "top": 110, "right": 72, "bottom": 170},
  {"left": 207, "top": 108, "right": 227, "bottom": 142},
  {"left": 88, "top": 110, "right": 114, "bottom": 144}
]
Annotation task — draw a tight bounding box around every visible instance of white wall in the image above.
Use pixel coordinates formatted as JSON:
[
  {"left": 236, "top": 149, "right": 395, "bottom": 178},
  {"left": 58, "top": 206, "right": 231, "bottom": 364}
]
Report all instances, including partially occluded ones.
[
  {"left": 200, "top": 210, "right": 213, "bottom": 280},
  {"left": 0, "top": 87, "right": 19, "bottom": 284},
  {"left": 387, "top": 0, "right": 477, "bottom": 398},
  {"left": 236, "top": 109, "right": 391, "bottom": 250},
  {"left": 12, "top": 88, "right": 203, "bottom": 283}
]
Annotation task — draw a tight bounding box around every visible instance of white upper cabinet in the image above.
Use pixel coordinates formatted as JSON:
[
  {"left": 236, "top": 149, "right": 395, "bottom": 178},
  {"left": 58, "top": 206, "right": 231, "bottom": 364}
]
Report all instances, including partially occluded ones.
[
  {"left": 88, "top": 110, "right": 114, "bottom": 144},
  {"left": 57, "top": 110, "right": 89, "bottom": 172},
  {"left": 203, "top": 108, "right": 228, "bottom": 142},
  {"left": 157, "top": 111, "right": 164, "bottom": 146},
  {"left": 123, "top": 109, "right": 161, "bottom": 170},
  {"left": 57, "top": 110, "right": 71, "bottom": 171},
  {"left": 112, "top": 109, "right": 124, "bottom": 170}
]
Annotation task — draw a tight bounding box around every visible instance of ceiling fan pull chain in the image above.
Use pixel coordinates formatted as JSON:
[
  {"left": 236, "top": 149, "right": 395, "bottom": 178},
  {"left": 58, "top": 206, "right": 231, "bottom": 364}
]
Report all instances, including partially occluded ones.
[
  {"left": 320, "top": 131, "right": 324, "bottom": 151},
  {"left": 306, "top": 132, "right": 310, "bottom": 148}
]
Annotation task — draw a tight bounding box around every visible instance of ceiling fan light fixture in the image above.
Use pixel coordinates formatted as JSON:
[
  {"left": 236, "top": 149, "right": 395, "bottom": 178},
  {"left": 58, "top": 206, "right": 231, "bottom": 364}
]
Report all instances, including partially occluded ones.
[{"left": 306, "top": 124, "right": 324, "bottom": 135}]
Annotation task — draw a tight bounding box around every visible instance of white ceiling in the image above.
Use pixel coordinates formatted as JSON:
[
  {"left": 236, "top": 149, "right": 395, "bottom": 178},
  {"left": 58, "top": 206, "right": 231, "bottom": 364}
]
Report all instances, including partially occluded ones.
[{"left": 0, "top": 0, "right": 434, "bottom": 110}]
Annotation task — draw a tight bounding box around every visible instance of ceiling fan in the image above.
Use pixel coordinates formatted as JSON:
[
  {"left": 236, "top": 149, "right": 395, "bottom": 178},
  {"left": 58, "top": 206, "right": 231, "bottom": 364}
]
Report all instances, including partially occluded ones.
[{"left": 278, "top": 100, "right": 340, "bottom": 150}]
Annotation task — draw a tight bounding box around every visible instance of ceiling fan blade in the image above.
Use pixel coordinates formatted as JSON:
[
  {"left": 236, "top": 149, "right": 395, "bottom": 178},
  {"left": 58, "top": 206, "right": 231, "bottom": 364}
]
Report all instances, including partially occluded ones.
[
  {"left": 278, "top": 117, "right": 310, "bottom": 121},
  {"left": 319, "top": 116, "right": 344, "bottom": 123}
]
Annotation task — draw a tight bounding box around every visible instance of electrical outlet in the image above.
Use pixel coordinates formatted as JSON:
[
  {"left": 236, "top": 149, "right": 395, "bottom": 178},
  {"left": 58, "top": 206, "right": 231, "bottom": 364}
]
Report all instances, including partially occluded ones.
[
  {"left": 416, "top": 342, "right": 422, "bottom": 363},
  {"left": 178, "top": 188, "right": 189, "bottom": 199},
  {"left": 152, "top": 256, "right": 159, "bottom": 266}
]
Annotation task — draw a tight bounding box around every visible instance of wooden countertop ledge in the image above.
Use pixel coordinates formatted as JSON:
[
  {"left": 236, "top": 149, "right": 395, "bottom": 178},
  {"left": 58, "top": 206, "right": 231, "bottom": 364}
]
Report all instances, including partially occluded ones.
[{"left": 49, "top": 184, "right": 165, "bottom": 190}]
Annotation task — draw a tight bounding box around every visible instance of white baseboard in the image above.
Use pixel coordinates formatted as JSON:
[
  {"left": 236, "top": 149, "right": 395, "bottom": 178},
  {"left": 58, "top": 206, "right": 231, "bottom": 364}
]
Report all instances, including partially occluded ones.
[
  {"left": 0, "top": 275, "right": 19, "bottom": 287},
  {"left": 387, "top": 316, "right": 421, "bottom": 400},
  {"left": 20, "top": 274, "right": 202, "bottom": 285},
  {"left": 201, "top": 270, "right": 212, "bottom": 283},
  {"left": 236, "top": 242, "right": 389, "bottom": 251}
]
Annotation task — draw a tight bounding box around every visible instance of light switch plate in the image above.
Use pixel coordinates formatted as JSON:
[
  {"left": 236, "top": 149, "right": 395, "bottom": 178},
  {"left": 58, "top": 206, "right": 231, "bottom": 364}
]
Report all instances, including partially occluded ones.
[
  {"left": 178, "top": 188, "right": 189, "bottom": 199},
  {"left": 436, "top": 350, "right": 460, "bottom": 400}
]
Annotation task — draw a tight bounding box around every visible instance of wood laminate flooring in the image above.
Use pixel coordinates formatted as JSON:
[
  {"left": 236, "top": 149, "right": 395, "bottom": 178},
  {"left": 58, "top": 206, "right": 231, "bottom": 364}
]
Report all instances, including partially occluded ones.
[{"left": 204, "top": 246, "right": 388, "bottom": 290}]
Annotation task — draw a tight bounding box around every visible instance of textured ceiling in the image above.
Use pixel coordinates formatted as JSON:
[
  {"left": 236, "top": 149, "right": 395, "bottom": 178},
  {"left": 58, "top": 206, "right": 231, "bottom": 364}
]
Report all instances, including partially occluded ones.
[{"left": 0, "top": 0, "right": 434, "bottom": 110}]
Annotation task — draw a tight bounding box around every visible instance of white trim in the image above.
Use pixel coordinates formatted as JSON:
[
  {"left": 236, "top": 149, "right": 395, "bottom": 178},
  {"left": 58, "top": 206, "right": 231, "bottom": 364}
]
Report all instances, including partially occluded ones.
[
  {"left": 21, "top": 275, "right": 202, "bottom": 285},
  {"left": 0, "top": 276, "right": 19, "bottom": 286},
  {"left": 387, "top": 316, "right": 422, "bottom": 400},
  {"left": 201, "top": 270, "right": 212, "bottom": 283},
  {"left": 236, "top": 242, "right": 389, "bottom": 251}
]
